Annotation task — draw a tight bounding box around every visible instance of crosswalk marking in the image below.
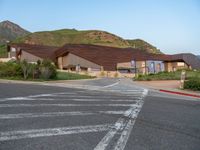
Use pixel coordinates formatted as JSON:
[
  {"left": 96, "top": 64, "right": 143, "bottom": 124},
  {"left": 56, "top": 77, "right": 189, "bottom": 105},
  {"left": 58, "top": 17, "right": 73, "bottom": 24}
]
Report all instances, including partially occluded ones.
[
  {"left": 0, "top": 79, "right": 148, "bottom": 150},
  {"left": 0, "top": 110, "right": 126, "bottom": 119},
  {"left": 0, "top": 103, "right": 134, "bottom": 108},
  {"left": 94, "top": 89, "right": 148, "bottom": 150},
  {"left": 0, "top": 124, "right": 112, "bottom": 142}
]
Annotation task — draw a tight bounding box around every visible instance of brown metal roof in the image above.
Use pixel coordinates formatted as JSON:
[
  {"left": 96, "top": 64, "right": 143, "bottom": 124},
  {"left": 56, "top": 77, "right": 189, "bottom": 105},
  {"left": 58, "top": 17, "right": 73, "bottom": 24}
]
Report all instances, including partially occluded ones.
[
  {"left": 55, "top": 44, "right": 200, "bottom": 70},
  {"left": 55, "top": 44, "right": 151, "bottom": 70},
  {"left": 170, "top": 53, "right": 200, "bottom": 69},
  {"left": 8, "top": 43, "right": 59, "bottom": 61}
]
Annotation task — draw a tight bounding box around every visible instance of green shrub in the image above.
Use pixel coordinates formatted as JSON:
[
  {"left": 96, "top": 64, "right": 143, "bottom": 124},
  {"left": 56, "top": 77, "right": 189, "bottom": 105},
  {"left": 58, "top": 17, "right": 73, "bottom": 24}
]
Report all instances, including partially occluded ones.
[
  {"left": 0, "top": 62, "right": 22, "bottom": 77},
  {"left": 20, "top": 60, "right": 33, "bottom": 79},
  {"left": 39, "top": 59, "right": 57, "bottom": 79},
  {"left": 184, "top": 78, "right": 200, "bottom": 91},
  {"left": 0, "top": 59, "right": 57, "bottom": 80}
]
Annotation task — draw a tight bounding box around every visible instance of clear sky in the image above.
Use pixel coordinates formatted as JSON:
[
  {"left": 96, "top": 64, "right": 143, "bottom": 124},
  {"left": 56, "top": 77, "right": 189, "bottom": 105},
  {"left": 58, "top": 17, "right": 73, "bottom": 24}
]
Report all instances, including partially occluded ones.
[{"left": 0, "top": 0, "right": 200, "bottom": 54}]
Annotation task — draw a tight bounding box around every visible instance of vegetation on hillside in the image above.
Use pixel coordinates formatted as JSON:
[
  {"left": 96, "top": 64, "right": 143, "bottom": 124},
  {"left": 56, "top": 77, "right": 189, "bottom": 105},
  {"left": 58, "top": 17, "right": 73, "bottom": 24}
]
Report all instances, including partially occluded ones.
[
  {"left": 14, "top": 29, "right": 162, "bottom": 54},
  {"left": 14, "top": 29, "right": 129, "bottom": 47},
  {"left": 0, "top": 20, "right": 163, "bottom": 55},
  {"left": 127, "top": 39, "right": 162, "bottom": 54},
  {"left": 0, "top": 20, "right": 30, "bottom": 44}
]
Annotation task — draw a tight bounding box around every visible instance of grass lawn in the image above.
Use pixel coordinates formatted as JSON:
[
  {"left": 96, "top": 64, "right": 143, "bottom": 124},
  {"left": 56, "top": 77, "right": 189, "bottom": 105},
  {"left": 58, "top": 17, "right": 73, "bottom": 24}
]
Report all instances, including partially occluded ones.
[
  {"left": 135, "top": 70, "right": 200, "bottom": 81},
  {"left": 55, "top": 71, "right": 95, "bottom": 80}
]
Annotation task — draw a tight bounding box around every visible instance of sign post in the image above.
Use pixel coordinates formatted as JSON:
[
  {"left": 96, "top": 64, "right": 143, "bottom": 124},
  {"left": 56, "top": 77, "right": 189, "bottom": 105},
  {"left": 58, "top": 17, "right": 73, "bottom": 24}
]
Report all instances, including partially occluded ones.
[
  {"left": 180, "top": 70, "right": 186, "bottom": 89},
  {"left": 131, "top": 60, "right": 137, "bottom": 77},
  {"left": 76, "top": 64, "right": 80, "bottom": 73}
]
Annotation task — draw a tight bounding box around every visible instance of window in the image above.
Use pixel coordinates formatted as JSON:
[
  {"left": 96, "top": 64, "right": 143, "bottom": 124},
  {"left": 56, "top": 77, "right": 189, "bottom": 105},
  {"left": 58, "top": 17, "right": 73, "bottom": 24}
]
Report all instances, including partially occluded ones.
[
  {"left": 11, "top": 47, "right": 16, "bottom": 52},
  {"left": 177, "top": 62, "right": 185, "bottom": 67}
]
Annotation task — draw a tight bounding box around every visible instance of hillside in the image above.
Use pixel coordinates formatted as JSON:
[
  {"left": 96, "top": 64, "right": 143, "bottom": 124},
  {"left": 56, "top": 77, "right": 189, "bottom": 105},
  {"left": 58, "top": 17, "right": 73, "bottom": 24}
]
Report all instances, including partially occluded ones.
[
  {"left": 0, "top": 20, "right": 30, "bottom": 57},
  {"left": 127, "top": 39, "right": 162, "bottom": 54},
  {"left": 0, "top": 20, "right": 30, "bottom": 44},
  {"left": 15, "top": 29, "right": 129, "bottom": 47},
  {"left": 14, "top": 29, "right": 161, "bottom": 54}
]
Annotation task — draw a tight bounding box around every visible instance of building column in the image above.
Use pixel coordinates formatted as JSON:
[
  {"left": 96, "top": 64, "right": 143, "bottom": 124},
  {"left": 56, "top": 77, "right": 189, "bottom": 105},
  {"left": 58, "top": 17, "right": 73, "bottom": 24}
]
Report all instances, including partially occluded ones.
[
  {"left": 8, "top": 52, "right": 11, "bottom": 58},
  {"left": 58, "top": 57, "right": 63, "bottom": 70}
]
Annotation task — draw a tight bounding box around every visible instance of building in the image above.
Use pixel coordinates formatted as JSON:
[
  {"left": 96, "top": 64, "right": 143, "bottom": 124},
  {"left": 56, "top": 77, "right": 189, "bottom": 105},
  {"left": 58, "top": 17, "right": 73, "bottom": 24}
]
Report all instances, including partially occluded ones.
[
  {"left": 55, "top": 44, "right": 200, "bottom": 73},
  {"left": 7, "top": 43, "right": 58, "bottom": 63},
  {"left": 7, "top": 43, "right": 200, "bottom": 77}
]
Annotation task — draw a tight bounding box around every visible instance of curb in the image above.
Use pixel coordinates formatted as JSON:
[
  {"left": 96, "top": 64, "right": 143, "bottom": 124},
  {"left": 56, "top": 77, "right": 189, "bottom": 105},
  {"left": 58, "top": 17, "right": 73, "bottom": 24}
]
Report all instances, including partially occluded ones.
[{"left": 159, "top": 89, "right": 200, "bottom": 99}]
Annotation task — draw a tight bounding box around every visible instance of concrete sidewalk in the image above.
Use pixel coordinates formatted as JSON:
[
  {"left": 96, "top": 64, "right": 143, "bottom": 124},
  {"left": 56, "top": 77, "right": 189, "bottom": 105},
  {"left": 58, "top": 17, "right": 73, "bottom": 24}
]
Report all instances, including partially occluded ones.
[{"left": 134, "top": 80, "right": 200, "bottom": 98}]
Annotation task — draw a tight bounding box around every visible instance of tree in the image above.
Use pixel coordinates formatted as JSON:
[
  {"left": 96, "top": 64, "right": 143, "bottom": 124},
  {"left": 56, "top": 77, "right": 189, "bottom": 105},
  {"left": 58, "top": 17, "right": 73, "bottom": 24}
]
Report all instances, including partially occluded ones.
[
  {"left": 20, "top": 60, "right": 32, "bottom": 79},
  {"left": 40, "top": 59, "right": 56, "bottom": 79}
]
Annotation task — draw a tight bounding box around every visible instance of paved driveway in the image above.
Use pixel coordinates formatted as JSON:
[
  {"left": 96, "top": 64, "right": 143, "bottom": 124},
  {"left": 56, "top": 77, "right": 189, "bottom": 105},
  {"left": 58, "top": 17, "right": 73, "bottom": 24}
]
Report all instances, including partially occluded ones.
[{"left": 0, "top": 79, "right": 147, "bottom": 150}]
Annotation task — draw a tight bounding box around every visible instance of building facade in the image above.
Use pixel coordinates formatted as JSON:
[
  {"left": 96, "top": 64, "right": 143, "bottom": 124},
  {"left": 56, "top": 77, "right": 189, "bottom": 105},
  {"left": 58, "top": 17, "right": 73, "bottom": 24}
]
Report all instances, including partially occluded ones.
[{"left": 6, "top": 43, "right": 200, "bottom": 77}]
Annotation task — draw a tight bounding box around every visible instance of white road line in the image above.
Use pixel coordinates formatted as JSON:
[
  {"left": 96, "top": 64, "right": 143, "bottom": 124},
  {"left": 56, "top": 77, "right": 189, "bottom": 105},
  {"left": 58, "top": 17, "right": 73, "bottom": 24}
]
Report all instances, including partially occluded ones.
[
  {"left": 0, "top": 98, "right": 138, "bottom": 102},
  {"left": 50, "top": 95, "right": 91, "bottom": 98},
  {"left": 7, "top": 92, "right": 78, "bottom": 98},
  {"left": 0, "top": 103, "right": 134, "bottom": 107},
  {"left": 94, "top": 118, "right": 127, "bottom": 150},
  {"left": 0, "top": 124, "right": 113, "bottom": 142},
  {"left": 0, "top": 98, "right": 56, "bottom": 102},
  {"left": 0, "top": 111, "right": 125, "bottom": 119},
  {"left": 1, "top": 92, "right": 80, "bottom": 101},
  {"left": 113, "top": 119, "right": 135, "bottom": 150},
  {"left": 102, "top": 82, "right": 119, "bottom": 88},
  {"left": 72, "top": 99, "right": 138, "bottom": 102},
  {"left": 1, "top": 92, "right": 143, "bottom": 102},
  {"left": 94, "top": 89, "right": 148, "bottom": 150},
  {"left": 4, "top": 97, "right": 35, "bottom": 100}
]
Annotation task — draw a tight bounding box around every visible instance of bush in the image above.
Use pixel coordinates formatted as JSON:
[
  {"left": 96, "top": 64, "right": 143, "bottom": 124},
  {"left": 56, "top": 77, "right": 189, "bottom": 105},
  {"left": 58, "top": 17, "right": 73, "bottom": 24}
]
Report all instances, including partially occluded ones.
[
  {"left": 0, "top": 59, "right": 57, "bottom": 80},
  {"left": 0, "top": 62, "right": 22, "bottom": 77},
  {"left": 39, "top": 59, "right": 57, "bottom": 79},
  {"left": 20, "top": 60, "right": 33, "bottom": 79},
  {"left": 184, "top": 78, "right": 200, "bottom": 91}
]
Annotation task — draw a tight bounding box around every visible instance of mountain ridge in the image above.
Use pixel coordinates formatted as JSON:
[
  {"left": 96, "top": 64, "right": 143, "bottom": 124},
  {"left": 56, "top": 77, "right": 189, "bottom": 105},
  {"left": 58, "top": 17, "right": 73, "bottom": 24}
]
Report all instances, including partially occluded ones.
[{"left": 0, "top": 20, "right": 30, "bottom": 44}]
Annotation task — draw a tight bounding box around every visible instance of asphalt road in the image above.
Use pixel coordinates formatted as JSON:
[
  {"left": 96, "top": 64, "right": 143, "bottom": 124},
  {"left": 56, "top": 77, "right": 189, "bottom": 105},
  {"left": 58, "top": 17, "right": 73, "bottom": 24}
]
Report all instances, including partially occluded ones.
[{"left": 0, "top": 78, "right": 200, "bottom": 150}]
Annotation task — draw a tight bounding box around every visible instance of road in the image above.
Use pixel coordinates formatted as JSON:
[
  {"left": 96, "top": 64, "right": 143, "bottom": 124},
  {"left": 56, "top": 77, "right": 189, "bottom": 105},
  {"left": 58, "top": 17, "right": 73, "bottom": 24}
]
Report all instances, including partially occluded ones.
[{"left": 0, "top": 78, "right": 200, "bottom": 150}]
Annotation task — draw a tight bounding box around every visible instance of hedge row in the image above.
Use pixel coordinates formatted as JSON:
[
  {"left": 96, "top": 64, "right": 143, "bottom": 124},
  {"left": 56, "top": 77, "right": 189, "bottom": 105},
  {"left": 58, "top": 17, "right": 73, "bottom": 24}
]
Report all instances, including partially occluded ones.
[
  {"left": 0, "top": 59, "right": 56, "bottom": 80},
  {"left": 184, "top": 78, "right": 200, "bottom": 91}
]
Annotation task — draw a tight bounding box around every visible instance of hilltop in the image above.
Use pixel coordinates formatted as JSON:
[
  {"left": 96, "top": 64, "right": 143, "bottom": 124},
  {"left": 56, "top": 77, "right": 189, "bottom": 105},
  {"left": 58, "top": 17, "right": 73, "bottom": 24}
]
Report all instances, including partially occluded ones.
[
  {"left": 14, "top": 29, "right": 162, "bottom": 54},
  {"left": 0, "top": 20, "right": 30, "bottom": 44},
  {"left": 127, "top": 39, "right": 161, "bottom": 54},
  {"left": 0, "top": 20, "right": 30, "bottom": 57}
]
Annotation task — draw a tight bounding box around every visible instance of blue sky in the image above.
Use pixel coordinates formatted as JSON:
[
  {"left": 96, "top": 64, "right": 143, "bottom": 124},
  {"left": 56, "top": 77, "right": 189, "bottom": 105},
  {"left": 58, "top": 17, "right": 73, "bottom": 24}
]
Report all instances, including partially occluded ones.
[{"left": 0, "top": 0, "right": 200, "bottom": 54}]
